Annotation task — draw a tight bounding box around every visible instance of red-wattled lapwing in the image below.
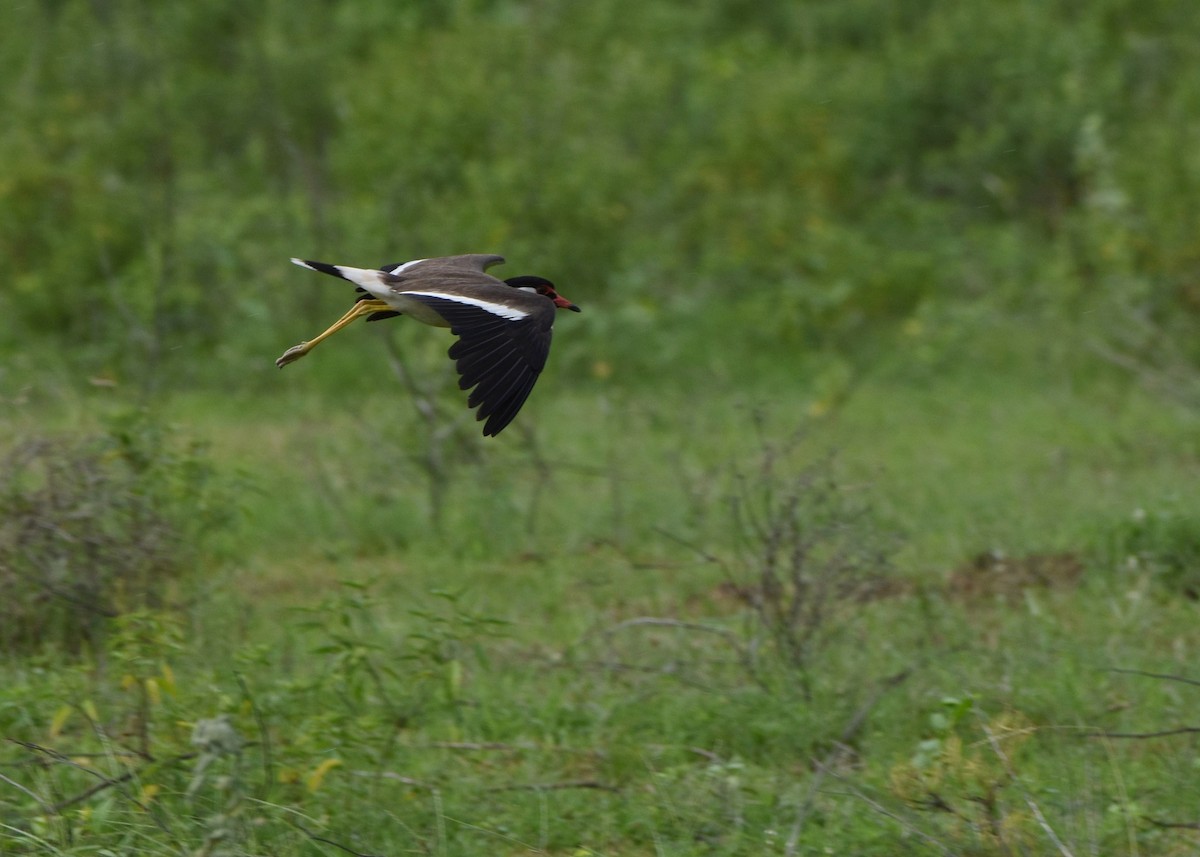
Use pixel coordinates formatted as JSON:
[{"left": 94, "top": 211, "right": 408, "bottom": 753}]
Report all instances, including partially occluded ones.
[{"left": 275, "top": 254, "right": 581, "bottom": 436}]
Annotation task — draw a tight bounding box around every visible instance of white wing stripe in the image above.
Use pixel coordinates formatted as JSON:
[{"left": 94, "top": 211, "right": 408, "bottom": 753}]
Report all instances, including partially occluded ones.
[
  {"left": 386, "top": 258, "right": 427, "bottom": 274},
  {"left": 402, "top": 290, "right": 530, "bottom": 321}
]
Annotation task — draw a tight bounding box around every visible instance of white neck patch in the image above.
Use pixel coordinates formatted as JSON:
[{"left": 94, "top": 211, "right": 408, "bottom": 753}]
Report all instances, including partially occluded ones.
[{"left": 404, "top": 290, "right": 530, "bottom": 322}]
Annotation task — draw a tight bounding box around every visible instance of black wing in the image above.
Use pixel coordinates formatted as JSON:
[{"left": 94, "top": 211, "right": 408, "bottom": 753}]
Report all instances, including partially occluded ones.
[{"left": 400, "top": 292, "right": 554, "bottom": 436}]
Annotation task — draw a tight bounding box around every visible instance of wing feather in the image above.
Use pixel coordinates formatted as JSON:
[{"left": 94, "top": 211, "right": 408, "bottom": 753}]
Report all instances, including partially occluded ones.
[{"left": 398, "top": 291, "right": 555, "bottom": 436}]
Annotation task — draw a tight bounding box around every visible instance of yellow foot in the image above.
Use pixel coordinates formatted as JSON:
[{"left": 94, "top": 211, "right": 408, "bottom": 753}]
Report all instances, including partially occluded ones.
[{"left": 275, "top": 343, "right": 310, "bottom": 368}]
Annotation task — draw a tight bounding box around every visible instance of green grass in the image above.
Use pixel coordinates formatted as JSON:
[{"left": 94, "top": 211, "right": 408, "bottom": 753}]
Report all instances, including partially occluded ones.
[
  {"left": 4, "top": 322, "right": 1199, "bottom": 855},
  {"left": 4, "top": 0, "right": 1200, "bottom": 852}
]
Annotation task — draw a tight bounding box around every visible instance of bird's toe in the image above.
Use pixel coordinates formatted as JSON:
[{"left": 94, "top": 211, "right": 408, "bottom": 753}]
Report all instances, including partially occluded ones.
[{"left": 275, "top": 343, "right": 310, "bottom": 368}]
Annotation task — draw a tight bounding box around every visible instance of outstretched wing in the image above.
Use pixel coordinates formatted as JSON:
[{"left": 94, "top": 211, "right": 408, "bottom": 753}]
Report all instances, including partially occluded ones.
[
  {"left": 398, "top": 289, "right": 555, "bottom": 436},
  {"left": 380, "top": 254, "right": 506, "bottom": 277}
]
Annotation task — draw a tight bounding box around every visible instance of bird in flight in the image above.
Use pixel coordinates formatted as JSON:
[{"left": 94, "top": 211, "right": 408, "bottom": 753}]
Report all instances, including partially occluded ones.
[{"left": 276, "top": 254, "right": 581, "bottom": 436}]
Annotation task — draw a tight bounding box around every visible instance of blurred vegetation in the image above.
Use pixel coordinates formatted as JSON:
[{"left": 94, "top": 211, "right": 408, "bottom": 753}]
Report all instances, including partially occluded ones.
[
  {"left": 3, "top": 0, "right": 1200, "bottom": 393},
  {"left": 0, "top": 412, "right": 231, "bottom": 653},
  {"left": 3, "top": 0, "right": 1200, "bottom": 855}
]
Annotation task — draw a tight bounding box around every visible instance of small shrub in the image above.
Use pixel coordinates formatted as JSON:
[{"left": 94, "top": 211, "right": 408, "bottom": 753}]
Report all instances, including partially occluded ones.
[
  {"left": 889, "top": 704, "right": 1042, "bottom": 854},
  {"left": 0, "top": 412, "right": 230, "bottom": 654},
  {"left": 726, "top": 429, "right": 898, "bottom": 689}
]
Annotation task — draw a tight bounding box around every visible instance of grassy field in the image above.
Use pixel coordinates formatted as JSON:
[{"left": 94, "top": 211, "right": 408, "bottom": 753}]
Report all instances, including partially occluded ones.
[
  {"left": 4, "top": 322, "right": 1200, "bottom": 856},
  {"left": 4, "top": 0, "right": 1200, "bottom": 854}
]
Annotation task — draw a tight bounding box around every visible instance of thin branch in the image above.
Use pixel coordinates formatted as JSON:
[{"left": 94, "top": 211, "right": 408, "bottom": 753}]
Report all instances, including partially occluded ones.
[
  {"left": 49, "top": 769, "right": 144, "bottom": 814},
  {"left": 7, "top": 738, "right": 197, "bottom": 813},
  {"left": 653, "top": 525, "right": 724, "bottom": 565},
  {"left": 483, "top": 779, "right": 619, "bottom": 794},
  {"left": 566, "top": 657, "right": 735, "bottom": 691},
  {"left": 425, "top": 741, "right": 530, "bottom": 751},
  {"left": 785, "top": 668, "right": 913, "bottom": 856},
  {"left": 825, "top": 786, "right": 958, "bottom": 856},
  {"left": 348, "top": 770, "right": 430, "bottom": 789},
  {"left": 1106, "top": 667, "right": 1200, "bottom": 689},
  {"left": 1087, "top": 727, "right": 1200, "bottom": 740},
  {"left": 236, "top": 671, "right": 275, "bottom": 798},
  {"left": 0, "top": 771, "right": 55, "bottom": 816},
  {"left": 644, "top": 744, "right": 723, "bottom": 764},
  {"left": 294, "top": 821, "right": 385, "bottom": 857},
  {"left": 601, "top": 616, "right": 744, "bottom": 644},
  {"left": 589, "top": 615, "right": 761, "bottom": 687},
  {"left": 978, "top": 720, "right": 1075, "bottom": 857},
  {"left": 1144, "top": 816, "right": 1200, "bottom": 831}
]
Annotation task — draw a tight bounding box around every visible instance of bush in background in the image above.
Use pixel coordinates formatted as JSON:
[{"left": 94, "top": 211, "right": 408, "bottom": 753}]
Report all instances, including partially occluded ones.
[
  {"left": 0, "top": 412, "right": 231, "bottom": 653},
  {"left": 4, "top": 0, "right": 1200, "bottom": 392}
]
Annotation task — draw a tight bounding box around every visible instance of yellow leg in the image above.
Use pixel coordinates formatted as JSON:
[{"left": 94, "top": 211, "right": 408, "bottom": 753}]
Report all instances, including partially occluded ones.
[{"left": 275, "top": 300, "right": 393, "bottom": 367}]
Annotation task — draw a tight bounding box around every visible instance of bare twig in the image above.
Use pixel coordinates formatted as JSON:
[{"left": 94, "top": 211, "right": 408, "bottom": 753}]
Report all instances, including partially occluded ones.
[
  {"left": 785, "top": 667, "right": 913, "bottom": 856},
  {"left": 825, "top": 785, "right": 958, "bottom": 856},
  {"left": 601, "top": 616, "right": 746, "bottom": 645},
  {"left": 294, "top": 821, "right": 385, "bottom": 857},
  {"left": 1144, "top": 817, "right": 1200, "bottom": 831},
  {"left": 1106, "top": 667, "right": 1200, "bottom": 689},
  {"left": 653, "top": 525, "right": 724, "bottom": 565},
  {"left": 50, "top": 769, "right": 144, "bottom": 813},
  {"left": 7, "top": 738, "right": 197, "bottom": 814},
  {"left": 567, "top": 658, "right": 729, "bottom": 690},
  {"left": 426, "top": 741, "right": 530, "bottom": 751},
  {"left": 978, "top": 720, "right": 1075, "bottom": 857},
  {"left": 236, "top": 671, "right": 275, "bottom": 798},
  {"left": 644, "top": 744, "right": 723, "bottom": 763},
  {"left": 0, "top": 771, "right": 55, "bottom": 816},
  {"left": 348, "top": 770, "right": 430, "bottom": 789},
  {"left": 1087, "top": 727, "right": 1200, "bottom": 740},
  {"left": 483, "top": 779, "right": 618, "bottom": 794},
  {"left": 381, "top": 334, "right": 477, "bottom": 531},
  {"left": 587, "top": 615, "right": 762, "bottom": 689}
]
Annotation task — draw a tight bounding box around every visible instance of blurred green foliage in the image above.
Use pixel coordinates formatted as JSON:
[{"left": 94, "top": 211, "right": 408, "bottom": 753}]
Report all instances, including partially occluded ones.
[
  {"left": 0, "top": 411, "right": 232, "bottom": 653},
  {"left": 4, "top": 0, "right": 1200, "bottom": 390},
  {"left": 5, "top": 4, "right": 1200, "bottom": 854}
]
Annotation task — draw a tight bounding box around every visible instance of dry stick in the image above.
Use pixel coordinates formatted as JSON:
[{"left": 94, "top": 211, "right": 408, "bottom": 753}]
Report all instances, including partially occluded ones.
[
  {"left": 1089, "top": 339, "right": 1199, "bottom": 401},
  {"left": 824, "top": 785, "right": 959, "bottom": 857},
  {"left": 515, "top": 420, "right": 553, "bottom": 536},
  {"left": 382, "top": 334, "right": 466, "bottom": 531},
  {"left": 0, "top": 771, "right": 55, "bottom": 816},
  {"left": 348, "top": 769, "right": 617, "bottom": 795},
  {"left": 1144, "top": 817, "right": 1200, "bottom": 831},
  {"left": 1087, "top": 726, "right": 1200, "bottom": 740},
  {"left": 601, "top": 617, "right": 751, "bottom": 662},
  {"left": 8, "top": 738, "right": 197, "bottom": 814},
  {"left": 644, "top": 744, "right": 723, "bottom": 763},
  {"left": 1106, "top": 666, "right": 1200, "bottom": 689},
  {"left": 583, "top": 614, "right": 768, "bottom": 686},
  {"left": 978, "top": 720, "right": 1075, "bottom": 857},
  {"left": 483, "top": 779, "right": 618, "bottom": 794},
  {"left": 235, "top": 671, "right": 275, "bottom": 798},
  {"left": 422, "top": 741, "right": 603, "bottom": 756},
  {"left": 293, "top": 821, "right": 385, "bottom": 857},
  {"left": 784, "top": 668, "right": 912, "bottom": 857},
  {"left": 596, "top": 616, "right": 760, "bottom": 686},
  {"left": 348, "top": 770, "right": 430, "bottom": 789},
  {"left": 427, "top": 741, "right": 530, "bottom": 751},
  {"left": 653, "top": 524, "right": 725, "bottom": 566},
  {"left": 602, "top": 616, "right": 746, "bottom": 645},
  {"left": 570, "top": 658, "right": 729, "bottom": 691}
]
